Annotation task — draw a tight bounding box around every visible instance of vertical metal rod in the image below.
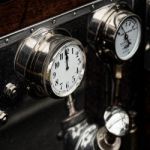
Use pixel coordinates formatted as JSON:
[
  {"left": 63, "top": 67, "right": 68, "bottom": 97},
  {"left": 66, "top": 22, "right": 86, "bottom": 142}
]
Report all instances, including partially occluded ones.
[
  {"left": 67, "top": 95, "right": 76, "bottom": 117},
  {"left": 114, "top": 64, "right": 122, "bottom": 105}
]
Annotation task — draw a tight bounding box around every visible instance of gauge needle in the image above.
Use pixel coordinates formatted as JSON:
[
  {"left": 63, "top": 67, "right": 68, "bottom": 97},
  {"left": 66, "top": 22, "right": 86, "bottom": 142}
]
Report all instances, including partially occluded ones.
[
  {"left": 124, "top": 33, "right": 131, "bottom": 48},
  {"left": 65, "top": 49, "right": 69, "bottom": 70},
  {"left": 121, "top": 27, "right": 131, "bottom": 48}
]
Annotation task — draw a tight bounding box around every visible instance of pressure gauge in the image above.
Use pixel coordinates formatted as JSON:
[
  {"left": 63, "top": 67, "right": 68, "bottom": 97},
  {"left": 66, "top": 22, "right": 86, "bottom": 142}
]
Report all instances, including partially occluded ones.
[
  {"left": 14, "top": 28, "right": 86, "bottom": 97},
  {"left": 88, "top": 3, "right": 141, "bottom": 61},
  {"left": 115, "top": 17, "right": 141, "bottom": 60}
]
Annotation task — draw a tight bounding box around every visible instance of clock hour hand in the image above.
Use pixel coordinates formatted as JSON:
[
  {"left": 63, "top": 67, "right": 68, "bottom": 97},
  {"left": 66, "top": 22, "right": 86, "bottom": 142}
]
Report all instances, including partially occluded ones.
[{"left": 65, "top": 49, "right": 69, "bottom": 70}]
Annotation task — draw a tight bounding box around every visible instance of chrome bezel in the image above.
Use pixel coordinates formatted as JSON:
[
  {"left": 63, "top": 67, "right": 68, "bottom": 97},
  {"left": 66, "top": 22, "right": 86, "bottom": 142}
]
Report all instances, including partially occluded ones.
[{"left": 14, "top": 28, "right": 49, "bottom": 77}]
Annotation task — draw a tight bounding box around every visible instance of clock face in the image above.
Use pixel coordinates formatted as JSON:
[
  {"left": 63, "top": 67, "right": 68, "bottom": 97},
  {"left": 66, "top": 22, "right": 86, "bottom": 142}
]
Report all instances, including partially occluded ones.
[
  {"left": 49, "top": 42, "right": 86, "bottom": 97},
  {"left": 115, "top": 17, "right": 141, "bottom": 60}
]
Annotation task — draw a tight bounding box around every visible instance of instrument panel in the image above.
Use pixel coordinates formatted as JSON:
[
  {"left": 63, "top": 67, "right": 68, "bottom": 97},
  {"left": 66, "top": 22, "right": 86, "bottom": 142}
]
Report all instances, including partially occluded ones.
[{"left": 0, "top": 0, "right": 145, "bottom": 150}]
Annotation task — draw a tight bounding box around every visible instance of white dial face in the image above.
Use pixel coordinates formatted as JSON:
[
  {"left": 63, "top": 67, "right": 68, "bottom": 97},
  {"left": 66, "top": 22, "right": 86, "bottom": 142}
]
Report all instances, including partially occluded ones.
[
  {"left": 49, "top": 43, "right": 85, "bottom": 97},
  {"left": 115, "top": 17, "right": 141, "bottom": 60}
]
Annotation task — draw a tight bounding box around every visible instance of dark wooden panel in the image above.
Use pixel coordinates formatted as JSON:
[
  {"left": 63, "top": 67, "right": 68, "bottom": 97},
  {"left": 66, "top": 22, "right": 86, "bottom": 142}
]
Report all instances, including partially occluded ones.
[{"left": 0, "top": 0, "right": 92, "bottom": 36}]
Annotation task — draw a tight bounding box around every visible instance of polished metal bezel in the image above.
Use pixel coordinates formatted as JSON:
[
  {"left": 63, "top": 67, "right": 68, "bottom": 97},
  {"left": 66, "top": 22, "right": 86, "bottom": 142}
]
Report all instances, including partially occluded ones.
[
  {"left": 14, "top": 28, "right": 49, "bottom": 77},
  {"left": 87, "top": 3, "right": 114, "bottom": 44},
  {"left": 44, "top": 39, "right": 86, "bottom": 97}
]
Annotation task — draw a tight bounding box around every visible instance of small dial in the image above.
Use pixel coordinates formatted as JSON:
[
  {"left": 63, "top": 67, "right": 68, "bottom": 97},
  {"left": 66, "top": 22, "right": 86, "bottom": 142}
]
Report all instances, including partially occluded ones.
[
  {"left": 88, "top": 4, "right": 142, "bottom": 61},
  {"left": 50, "top": 43, "right": 85, "bottom": 97},
  {"left": 115, "top": 17, "right": 141, "bottom": 60}
]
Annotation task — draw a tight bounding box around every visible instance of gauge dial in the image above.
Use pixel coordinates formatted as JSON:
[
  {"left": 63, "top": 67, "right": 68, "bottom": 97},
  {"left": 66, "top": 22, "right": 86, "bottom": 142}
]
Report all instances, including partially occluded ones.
[
  {"left": 115, "top": 17, "right": 141, "bottom": 60},
  {"left": 49, "top": 43, "right": 86, "bottom": 97},
  {"left": 88, "top": 4, "right": 142, "bottom": 61}
]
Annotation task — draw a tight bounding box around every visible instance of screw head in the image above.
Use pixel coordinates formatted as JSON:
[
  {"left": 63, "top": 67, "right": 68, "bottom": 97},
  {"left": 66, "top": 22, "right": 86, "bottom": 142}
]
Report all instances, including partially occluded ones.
[
  {"left": 91, "top": 5, "right": 95, "bottom": 9},
  {"left": 52, "top": 19, "right": 56, "bottom": 24},
  {"left": 4, "top": 83, "right": 17, "bottom": 99},
  {"left": 5, "top": 38, "right": 9, "bottom": 43},
  {"left": 73, "top": 12, "right": 77, "bottom": 16},
  {"left": 30, "top": 28, "right": 34, "bottom": 33}
]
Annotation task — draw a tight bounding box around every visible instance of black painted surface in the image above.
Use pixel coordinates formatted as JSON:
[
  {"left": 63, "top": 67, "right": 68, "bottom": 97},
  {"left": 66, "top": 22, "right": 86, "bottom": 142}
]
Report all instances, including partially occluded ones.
[{"left": 0, "top": 99, "right": 65, "bottom": 150}]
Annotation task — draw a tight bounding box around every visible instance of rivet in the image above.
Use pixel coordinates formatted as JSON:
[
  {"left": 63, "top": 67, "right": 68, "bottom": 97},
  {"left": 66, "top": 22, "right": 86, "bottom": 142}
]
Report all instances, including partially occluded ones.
[
  {"left": 5, "top": 38, "right": 9, "bottom": 43},
  {"left": 52, "top": 19, "right": 56, "bottom": 24},
  {"left": 73, "top": 12, "right": 77, "bottom": 16},
  {"left": 30, "top": 28, "right": 34, "bottom": 33},
  {"left": 91, "top": 4, "right": 95, "bottom": 9}
]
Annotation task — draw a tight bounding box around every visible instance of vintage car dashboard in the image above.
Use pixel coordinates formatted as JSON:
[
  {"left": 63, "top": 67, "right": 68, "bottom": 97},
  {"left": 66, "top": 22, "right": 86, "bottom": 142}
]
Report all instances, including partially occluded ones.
[{"left": 0, "top": 0, "right": 145, "bottom": 150}]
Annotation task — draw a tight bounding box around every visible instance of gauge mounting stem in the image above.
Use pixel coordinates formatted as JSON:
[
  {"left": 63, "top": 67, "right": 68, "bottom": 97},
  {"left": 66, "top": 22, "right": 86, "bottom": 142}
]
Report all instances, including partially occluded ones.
[{"left": 66, "top": 95, "right": 76, "bottom": 117}]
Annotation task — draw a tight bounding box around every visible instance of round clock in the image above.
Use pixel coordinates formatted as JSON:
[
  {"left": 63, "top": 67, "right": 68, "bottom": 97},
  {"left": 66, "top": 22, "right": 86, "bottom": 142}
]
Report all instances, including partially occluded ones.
[
  {"left": 88, "top": 3, "right": 142, "bottom": 61},
  {"left": 14, "top": 28, "right": 86, "bottom": 97},
  {"left": 49, "top": 41, "right": 85, "bottom": 97}
]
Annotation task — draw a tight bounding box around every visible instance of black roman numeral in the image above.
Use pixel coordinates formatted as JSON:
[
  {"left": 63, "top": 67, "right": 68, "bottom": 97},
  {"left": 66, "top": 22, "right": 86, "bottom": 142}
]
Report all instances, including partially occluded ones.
[
  {"left": 76, "top": 51, "right": 79, "bottom": 58},
  {"left": 78, "top": 58, "right": 81, "bottom": 64},
  {"left": 60, "top": 53, "right": 63, "bottom": 60},
  {"left": 66, "top": 82, "right": 69, "bottom": 89},
  {"left": 66, "top": 48, "right": 69, "bottom": 54},
  {"left": 53, "top": 72, "right": 56, "bottom": 78},
  {"left": 55, "top": 62, "right": 60, "bottom": 69},
  {"left": 55, "top": 79, "right": 59, "bottom": 86},
  {"left": 60, "top": 83, "right": 63, "bottom": 90},
  {"left": 128, "top": 21, "right": 131, "bottom": 26},
  {"left": 76, "top": 67, "right": 79, "bottom": 74},
  {"left": 72, "top": 75, "right": 75, "bottom": 82}
]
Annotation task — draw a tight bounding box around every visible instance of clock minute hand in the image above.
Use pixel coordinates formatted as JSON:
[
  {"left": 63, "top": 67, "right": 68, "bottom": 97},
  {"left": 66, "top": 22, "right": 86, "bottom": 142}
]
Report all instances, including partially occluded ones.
[{"left": 65, "top": 49, "right": 69, "bottom": 70}]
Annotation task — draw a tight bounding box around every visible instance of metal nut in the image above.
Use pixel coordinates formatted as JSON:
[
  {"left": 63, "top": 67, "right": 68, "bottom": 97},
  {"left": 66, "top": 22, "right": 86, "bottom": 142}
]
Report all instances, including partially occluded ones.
[
  {"left": 0, "top": 110, "right": 8, "bottom": 124},
  {"left": 4, "top": 83, "right": 17, "bottom": 99}
]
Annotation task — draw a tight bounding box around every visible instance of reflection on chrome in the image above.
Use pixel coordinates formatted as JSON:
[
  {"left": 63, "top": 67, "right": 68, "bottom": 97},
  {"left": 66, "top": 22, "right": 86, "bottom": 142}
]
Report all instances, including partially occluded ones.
[{"left": 104, "top": 106, "right": 129, "bottom": 137}]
